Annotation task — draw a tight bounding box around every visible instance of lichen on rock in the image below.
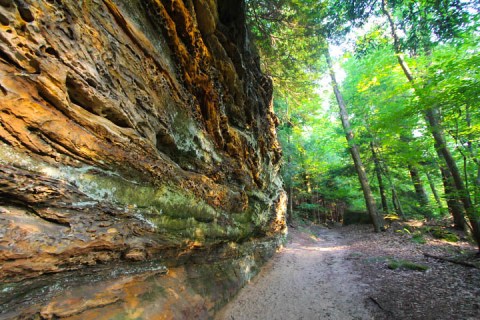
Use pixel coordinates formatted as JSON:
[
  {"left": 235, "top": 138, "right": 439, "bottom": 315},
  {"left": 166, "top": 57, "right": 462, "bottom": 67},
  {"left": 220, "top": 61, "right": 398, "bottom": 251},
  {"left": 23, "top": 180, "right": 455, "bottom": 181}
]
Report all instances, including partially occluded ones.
[{"left": 0, "top": 0, "right": 285, "bottom": 312}]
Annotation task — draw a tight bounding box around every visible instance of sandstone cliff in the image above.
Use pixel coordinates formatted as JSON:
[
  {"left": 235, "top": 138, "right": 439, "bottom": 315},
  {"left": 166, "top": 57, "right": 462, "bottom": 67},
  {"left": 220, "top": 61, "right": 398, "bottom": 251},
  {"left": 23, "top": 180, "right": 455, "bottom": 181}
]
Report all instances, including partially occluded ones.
[{"left": 0, "top": 0, "right": 285, "bottom": 288}]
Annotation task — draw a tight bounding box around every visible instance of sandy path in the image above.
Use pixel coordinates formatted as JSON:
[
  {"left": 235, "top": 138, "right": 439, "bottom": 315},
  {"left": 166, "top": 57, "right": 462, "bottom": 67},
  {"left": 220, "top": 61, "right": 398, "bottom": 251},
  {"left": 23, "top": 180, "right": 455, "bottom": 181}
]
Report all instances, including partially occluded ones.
[{"left": 215, "top": 227, "right": 373, "bottom": 320}]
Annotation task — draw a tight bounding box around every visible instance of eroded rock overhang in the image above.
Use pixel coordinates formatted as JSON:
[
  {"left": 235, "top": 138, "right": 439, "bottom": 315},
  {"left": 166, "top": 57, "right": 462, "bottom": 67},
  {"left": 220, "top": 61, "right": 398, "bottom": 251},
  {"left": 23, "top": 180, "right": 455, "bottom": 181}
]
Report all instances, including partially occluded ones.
[{"left": 0, "top": 0, "right": 286, "bottom": 283}]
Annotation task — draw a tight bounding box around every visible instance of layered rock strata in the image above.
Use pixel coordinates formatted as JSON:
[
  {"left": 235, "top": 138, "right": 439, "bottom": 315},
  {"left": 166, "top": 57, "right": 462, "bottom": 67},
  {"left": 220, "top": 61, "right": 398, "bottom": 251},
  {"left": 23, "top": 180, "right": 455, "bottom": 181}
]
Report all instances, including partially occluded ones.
[
  {"left": 1, "top": 237, "right": 281, "bottom": 319},
  {"left": 0, "top": 0, "right": 285, "bottom": 289}
]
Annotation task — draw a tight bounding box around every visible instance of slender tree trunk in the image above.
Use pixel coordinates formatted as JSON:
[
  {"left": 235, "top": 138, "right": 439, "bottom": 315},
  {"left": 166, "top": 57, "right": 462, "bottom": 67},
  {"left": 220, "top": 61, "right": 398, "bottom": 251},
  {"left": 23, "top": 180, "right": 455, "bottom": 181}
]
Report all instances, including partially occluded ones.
[
  {"left": 376, "top": 147, "right": 407, "bottom": 220},
  {"left": 392, "top": 193, "right": 398, "bottom": 213},
  {"left": 322, "top": 198, "right": 327, "bottom": 223},
  {"left": 287, "top": 184, "right": 293, "bottom": 224},
  {"left": 286, "top": 126, "right": 293, "bottom": 224},
  {"left": 302, "top": 167, "right": 312, "bottom": 194},
  {"left": 438, "top": 159, "right": 466, "bottom": 229},
  {"left": 425, "top": 169, "right": 446, "bottom": 216},
  {"left": 408, "top": 164, "right": 430, "bottom": 213},
  {"left": 383, "top": 157, "right": 406, "bottom": 220},
  {"left": 426, "top": 109, "right": 478, "bottom": 235},
  {"left": 476, "top": 167, "right": 480, "bottom": 206},
  {"left": 466, "top": 105, "right": 473, "bottom": 155},
  {"left": 399, "top": 135, "right": 430, "bottom": 213},
  {"left": 370, "top": 141, "right": 389, "bottom": 214},
  {"left": 466, "top": 105, "right": 480, "bottom": 209},
  {"left": 382, "top": 0, "right": 480, "bottom": 249},
  {"left": 391, "top": 188, "right": 405, "bottom": 219},
  {"left": 325, "top": 47, "right": 384, "bottom": 232}
]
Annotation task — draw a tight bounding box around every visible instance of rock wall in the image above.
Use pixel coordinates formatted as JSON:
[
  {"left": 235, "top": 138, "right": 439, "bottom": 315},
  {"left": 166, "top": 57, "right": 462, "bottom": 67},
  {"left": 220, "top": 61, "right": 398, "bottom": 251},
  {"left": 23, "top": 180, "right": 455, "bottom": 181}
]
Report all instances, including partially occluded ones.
[
  {"left": 1, "top": 237, "right": 281, "bottom": 319},
  {"left": 0, "top": 0, "right": 285, "bottom": 285}
]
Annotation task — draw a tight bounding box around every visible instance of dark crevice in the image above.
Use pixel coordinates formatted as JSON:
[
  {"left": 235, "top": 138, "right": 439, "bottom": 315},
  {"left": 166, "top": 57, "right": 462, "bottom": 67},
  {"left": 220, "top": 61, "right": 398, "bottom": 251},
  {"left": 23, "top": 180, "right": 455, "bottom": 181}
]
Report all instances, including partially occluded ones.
[
  {"left": 45, "top": 46, "right": 59, "bottom": 58},
  {"left": 155, "top": 130, "right": 204, "bottom": 172},
  {"left": 0, "top": 11, "right": 9, "bottom": 25},
  {"left": 27, "top": 57, "right": 41, "bottom": 74},
  {"left": 66, "top": 74, "right": 132, "bottom": 129},
  {"left": 85, "top": 77, "right": 98, "bottom": 89},
  {"left": 155, "top": 130, "right": 178, "bottom": 161},
  {"left": 0, "top": 136, "right": 12, "bottom": 146},
  {"left": 0, "top": 83, "right": 7, "bottom": 95},
  {"left": 0, "top": 47, "right": 26, "bottom": 70},
  {"left": 14, "top": 0, "right": 34, "bottom": 22},
  {"left": 29, "top": 207, "right": 72, "bottom": 228},
  {"left": 0, "top": 196, "right": 71, "bottom": 227},
  {"left": 0, "top": 0, "right": 13, "bottom": 8},
  {"left": 217, "top": 0, "right": 246, "bottom": 47}
]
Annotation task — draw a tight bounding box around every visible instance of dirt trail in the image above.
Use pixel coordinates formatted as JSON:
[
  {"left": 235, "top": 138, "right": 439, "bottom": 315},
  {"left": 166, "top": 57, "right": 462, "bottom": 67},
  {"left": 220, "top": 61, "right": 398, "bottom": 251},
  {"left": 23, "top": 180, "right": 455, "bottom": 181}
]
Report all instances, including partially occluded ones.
[{"left": 215, "top": 227, "right": 373, "bottom": 320}]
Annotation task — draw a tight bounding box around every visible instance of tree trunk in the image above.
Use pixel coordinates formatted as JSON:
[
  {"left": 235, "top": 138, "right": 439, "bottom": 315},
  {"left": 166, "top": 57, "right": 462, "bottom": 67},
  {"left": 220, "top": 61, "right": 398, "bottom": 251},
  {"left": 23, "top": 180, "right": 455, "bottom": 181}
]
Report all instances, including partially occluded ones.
[
  {"left": 425, "top": 169, "right": 446, "bottom": 216},
  {"left": 476, "top": 166, "right": 480, "bottom": 206},
  {"left": 438, "top": 160, "right": 466, "bottom": 229},
  {"left": 287, "top": 184, "right": 293, "bottom": 224},
  {"left": 399, "top": 134, "right": 430, "bottom": 213},
  {"left": 325, "top": 47, "right": 384, "bottom": 232},
  {"left": 286, "top": 128, "right": 293, "bottom": 224},
  {"left": 382, "top": 0, "right": 480, "bottom": 250},
  {"left": 466, "top": 105, "right": 480, "bottom": 209},
  {"left": 408, "top": 164, "right": 430, "bottom": 214},
  {"left": 390, "top": 189, "right": 402, "bottom": 217},
  {"left": 303, "top": 168, "right": 312, "bottom": 194},
  {"left": 322, "top": 198, "right": 327, "bottom": 223},
  {"left": 426, "top": 109, "right": 478, "bottom": 236},
  {"left": 370, "top": 141, "right": 389, "bottom": 214},
  {"left": 379, "top": 156, "right": 406, "bottom": 220}
]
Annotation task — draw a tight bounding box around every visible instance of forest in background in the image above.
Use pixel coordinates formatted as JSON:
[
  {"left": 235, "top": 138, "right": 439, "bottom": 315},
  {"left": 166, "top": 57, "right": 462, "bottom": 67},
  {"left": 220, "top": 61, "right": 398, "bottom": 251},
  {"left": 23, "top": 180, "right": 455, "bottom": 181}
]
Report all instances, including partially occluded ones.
[{"left": 245, "top": 0, "right": 480, "bottom": 247}]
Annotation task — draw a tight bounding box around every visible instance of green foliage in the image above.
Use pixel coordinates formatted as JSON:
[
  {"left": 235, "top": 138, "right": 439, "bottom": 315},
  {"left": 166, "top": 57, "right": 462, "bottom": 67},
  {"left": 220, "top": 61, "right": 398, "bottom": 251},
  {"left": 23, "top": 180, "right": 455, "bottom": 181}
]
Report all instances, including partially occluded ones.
[
  {"left": 396, "top": 225, "right": 460, "bottom": 243},
  {"left": 297, "top": 202, "right": 321, "bottom": 212},
  {"left": 246, "top": 0, "right": 480, "bottom": 228},
  {"left": 338, "top": 17, "right": 480, "bottom": 219},
  {"left": 387, "top": 258, "right": 429, "bottom": 271},
  {"left": 246, "top": 0, "right": 327, "bottom": 101},
  {"left": 388, "top": 0, "right": 477, "bottom": 54},
  {"left": 425, "top": 227, "right": 460, "bottom": 242},
  {"left": 411, "top": 232, "right": 427, "bottom": 244}
]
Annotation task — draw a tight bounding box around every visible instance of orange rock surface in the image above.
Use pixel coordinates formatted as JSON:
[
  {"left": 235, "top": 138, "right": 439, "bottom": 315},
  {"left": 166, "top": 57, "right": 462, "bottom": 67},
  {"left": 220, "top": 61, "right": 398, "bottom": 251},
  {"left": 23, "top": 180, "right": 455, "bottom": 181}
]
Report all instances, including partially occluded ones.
[{"left": 0, "top": 0, "right": 285, "bottom": 290}]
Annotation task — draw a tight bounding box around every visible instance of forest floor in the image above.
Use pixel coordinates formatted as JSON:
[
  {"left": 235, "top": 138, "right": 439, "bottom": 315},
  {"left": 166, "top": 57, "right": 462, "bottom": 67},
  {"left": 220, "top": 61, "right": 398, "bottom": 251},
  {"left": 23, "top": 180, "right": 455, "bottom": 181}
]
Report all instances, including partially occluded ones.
[{"left": 215, "top": 222, "right": 480, "bottom": 320}]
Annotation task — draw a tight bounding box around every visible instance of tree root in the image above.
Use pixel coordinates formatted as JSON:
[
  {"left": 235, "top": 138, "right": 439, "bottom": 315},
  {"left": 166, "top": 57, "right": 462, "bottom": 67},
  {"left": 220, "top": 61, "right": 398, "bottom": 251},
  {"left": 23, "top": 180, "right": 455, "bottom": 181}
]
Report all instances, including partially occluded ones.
[
  {"left": 423, "top": 253, "right": 478, "bottom": 269},
  {"left": 368, "top": 296, "right": 394, "bottom": 317}
]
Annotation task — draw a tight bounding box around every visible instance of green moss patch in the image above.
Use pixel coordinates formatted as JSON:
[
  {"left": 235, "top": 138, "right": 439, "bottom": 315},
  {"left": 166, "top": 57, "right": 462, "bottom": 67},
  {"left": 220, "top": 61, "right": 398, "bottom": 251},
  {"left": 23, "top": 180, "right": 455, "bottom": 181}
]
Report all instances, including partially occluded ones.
[
  {"left": 430, "top": 228, "right": 459, "bottom": 242},
  {"left": 411, "top": 232, "right": 427, "bottom": 244},
  {"left": 414, "top": 226, "right": 460, "bottom": 243},
  {"left": 387, "top": 258, "right": 429, "bottom": 271}
]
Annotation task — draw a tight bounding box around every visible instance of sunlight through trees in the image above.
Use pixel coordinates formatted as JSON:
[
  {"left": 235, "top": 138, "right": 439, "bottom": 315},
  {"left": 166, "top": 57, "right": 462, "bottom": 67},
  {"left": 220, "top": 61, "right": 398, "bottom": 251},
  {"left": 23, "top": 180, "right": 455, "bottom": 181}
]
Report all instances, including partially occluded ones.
[{"left": 246, "top": 0, "right": 480, "bottom": 249}]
